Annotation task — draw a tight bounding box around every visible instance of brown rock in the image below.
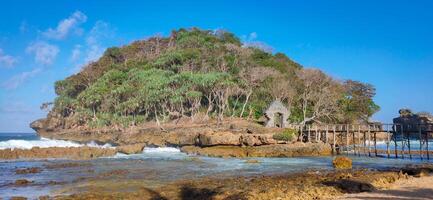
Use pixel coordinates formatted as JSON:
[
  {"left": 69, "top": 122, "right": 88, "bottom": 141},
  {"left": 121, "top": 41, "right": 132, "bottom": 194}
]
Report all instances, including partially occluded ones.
[
  {"left": 181, "top": 146, "right": 248, "bottom": 157},
  {"left": 245, "top": 159, "right": 260, "bottom": 164},
  {"left": 116, "top": 143, "right": 146, "bottom": 154},
  {"left": 333, "top": 156, "right": 353, "bottom": 169},
  {"left": 44, "top": 162, "right": 92, "bottom": 169},
  {"left": 0, "top": 147, "right": 117, "bottom": 160},
  {"left": 181, "top": 143, "right": 332, "bottom": 158},
  {"left": 11, "top": 197, "right": 27, "bottom": 200},
  {"left": 14, "top": 179, "right": 32, "bottom": 186},
  {"left": 15, "top": 167, "right": 41, "bottom": 174},
  {"left": 198, "top": 132, "right": 241, "bottom": 146}
]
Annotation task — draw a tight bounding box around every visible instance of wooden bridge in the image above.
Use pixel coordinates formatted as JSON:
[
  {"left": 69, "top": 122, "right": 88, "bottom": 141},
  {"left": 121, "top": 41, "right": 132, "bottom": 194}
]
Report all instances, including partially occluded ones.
[{"left": 288, "top": 123, "right": 433, "bottom": 160}]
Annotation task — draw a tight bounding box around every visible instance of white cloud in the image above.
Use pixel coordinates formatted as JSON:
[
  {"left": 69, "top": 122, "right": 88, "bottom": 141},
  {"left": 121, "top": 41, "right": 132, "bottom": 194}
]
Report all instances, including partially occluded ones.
[
  {"left": 242, "top": 32, "right": 274, "bottom": 53},
  {"left": 70, "top": 44, "right": 82, "bottom": 62},
  {"left": 86, "top": 21, "right": 115, "bottom": 61},
  {"left": 243, "top": 41, "right": 274, "bottom": 53},
  {"left": 0, "top": 49, "right": 18, "bottom": 68},
  {"left": 26, "top": 41, "right": 59, "bottom": 65},
  {"left": 2, "top": 68, "right": 42, "bottom": 90},
  {"left": 72, "top": 21, "right": 115, "bottom": 73},
  {"left": 42, "top": 11, "right": 87, "bottom": 40}
]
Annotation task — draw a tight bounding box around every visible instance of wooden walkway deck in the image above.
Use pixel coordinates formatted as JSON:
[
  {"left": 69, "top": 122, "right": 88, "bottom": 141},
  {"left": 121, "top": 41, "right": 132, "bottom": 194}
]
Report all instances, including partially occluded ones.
[{"left": 288, "top": 123, "right": 433, "bottom": 160}]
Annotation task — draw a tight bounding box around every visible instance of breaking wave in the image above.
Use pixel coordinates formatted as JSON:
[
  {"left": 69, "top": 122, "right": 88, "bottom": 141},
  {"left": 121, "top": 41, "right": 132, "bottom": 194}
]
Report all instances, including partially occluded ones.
[{"left": 0, "top": 137, "right": 113, "bottom": 150}]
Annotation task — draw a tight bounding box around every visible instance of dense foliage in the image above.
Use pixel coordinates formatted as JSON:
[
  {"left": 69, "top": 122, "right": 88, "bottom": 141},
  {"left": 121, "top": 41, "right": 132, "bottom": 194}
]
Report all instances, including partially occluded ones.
[
  {"left": 272, "top": 129, "right": 297, "bottom": 141},
  {"left": 50, "top": 28, "right": 379, "bottom": 128}
]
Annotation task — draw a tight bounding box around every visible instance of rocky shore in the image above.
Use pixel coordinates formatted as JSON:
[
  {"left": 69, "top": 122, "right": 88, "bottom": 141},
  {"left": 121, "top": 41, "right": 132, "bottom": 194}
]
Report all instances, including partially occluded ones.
[
  {"left": 180, "top": 142, "right": 331, "bottom": 158},
  {"left": 30, "top": 118, "right": 283, "bottom": 147},
  {"left": 0, "top": 142, "right": 331, "bottom": 160},
  {"left": 0, "top": 147, "right": 117, "bottom": 160},
  {"left": 20, "top": 118, "right": 338, "bottom": 159},
  {"left": 51, "top": 164, "right": 433, "bottom": 200}
]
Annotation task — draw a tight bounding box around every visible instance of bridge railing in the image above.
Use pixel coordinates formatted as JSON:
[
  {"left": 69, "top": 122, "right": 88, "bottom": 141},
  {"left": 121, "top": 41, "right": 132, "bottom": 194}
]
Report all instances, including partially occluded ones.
[{"left": 287, "top": 123, "right": 433, "bottom": 160}]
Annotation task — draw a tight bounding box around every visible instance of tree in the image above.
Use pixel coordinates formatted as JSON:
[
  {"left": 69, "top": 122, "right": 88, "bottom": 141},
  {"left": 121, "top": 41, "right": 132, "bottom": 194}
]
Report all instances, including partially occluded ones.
[
  {"left": 296, "top": 68, "right": 342, "bottom": 124},
  {"left": 340, "top": 80, "right": 380, "bottom": 123}
]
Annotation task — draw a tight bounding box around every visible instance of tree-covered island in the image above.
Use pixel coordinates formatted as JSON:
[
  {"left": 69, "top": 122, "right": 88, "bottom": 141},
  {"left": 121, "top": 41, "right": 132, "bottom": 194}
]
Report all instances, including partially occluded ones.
[{"left": 39, "top": 28, "right": 379, "bottom": 131}]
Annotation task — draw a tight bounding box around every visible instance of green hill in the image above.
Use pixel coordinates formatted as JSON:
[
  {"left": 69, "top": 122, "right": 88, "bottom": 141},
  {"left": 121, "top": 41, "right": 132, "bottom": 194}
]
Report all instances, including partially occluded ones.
[{"left": 49, "top": 28, "right": 379, "bottom": 129}]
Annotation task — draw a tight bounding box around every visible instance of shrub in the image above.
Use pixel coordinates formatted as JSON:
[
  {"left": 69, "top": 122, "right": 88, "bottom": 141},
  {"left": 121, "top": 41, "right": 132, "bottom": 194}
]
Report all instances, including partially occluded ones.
[{"left": 273, "top": 128, "right": 297, "bottom": 141}]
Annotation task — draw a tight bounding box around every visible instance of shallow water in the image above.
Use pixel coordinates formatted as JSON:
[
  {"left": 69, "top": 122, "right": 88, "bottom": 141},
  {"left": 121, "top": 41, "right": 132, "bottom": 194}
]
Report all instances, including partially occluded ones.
[{"left": 0, "top": 133, "right": 432, "bottom": 198}]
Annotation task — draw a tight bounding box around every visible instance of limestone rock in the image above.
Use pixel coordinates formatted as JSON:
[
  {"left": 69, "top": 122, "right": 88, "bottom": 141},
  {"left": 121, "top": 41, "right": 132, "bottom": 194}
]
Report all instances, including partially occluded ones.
[
  {"left": 198, "top": 132, "right": 241, "bottom": 146},
  {"left": 116, "top": 143, "right": 146, "bottom": 154}
]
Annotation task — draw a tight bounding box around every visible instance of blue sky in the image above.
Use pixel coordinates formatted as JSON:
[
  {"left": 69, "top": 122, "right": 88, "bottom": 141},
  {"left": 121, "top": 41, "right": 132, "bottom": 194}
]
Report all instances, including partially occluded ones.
[{"left": 1, "top": 0, "right": 432, "bottom": 132}]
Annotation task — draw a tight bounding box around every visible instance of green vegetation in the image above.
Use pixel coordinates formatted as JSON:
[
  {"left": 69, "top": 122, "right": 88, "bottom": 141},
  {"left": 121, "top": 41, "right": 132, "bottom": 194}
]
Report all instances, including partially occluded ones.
[
  {"left": 49, "top": 28, "right": 379, "bottom": 128},
  {"left": 272, "top": 129, "right": 297, "bottom": 141}
]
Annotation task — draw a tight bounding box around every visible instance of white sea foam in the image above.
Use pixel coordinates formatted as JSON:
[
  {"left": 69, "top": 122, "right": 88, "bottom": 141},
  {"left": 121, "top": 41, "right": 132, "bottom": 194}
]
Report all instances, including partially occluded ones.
[
  {"left": 0, "top": 137, "right": 112, "bottom": 150},
  {"left": 143, "top": 147, "right": 180, "bottom": 153}
]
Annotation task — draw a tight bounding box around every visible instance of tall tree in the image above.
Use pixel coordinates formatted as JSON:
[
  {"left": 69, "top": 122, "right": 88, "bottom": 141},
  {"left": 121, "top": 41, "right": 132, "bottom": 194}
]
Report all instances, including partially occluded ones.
[{"left": 340, "top": 80, "right": 380, "bottom": 123}]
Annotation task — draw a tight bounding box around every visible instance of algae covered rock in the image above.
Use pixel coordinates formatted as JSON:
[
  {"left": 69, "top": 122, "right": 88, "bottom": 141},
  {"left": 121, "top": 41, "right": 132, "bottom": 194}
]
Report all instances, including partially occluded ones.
[{"left": 332, "top": 156, "right": 352, "bottom": 169}]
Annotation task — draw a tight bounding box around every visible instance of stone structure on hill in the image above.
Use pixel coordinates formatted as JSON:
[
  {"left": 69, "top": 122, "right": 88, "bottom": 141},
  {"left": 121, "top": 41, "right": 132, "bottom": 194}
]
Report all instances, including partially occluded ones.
[{"left": 263, "top": 100, "right": 289, "bottom": 128}]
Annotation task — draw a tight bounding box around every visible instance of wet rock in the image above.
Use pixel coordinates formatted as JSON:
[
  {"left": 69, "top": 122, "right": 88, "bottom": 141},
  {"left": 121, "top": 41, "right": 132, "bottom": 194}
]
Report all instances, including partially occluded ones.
[
  {"left": 181, "top": 143, "right": 332, "bottom": 158},
  {"left": 184, "top": 157, "right": 203, "bottom": 162},
  {"left": 402, "top": 165, "right": 433, "bottom": 177},
  {"left": 14, "top": 179, "right": 32, "bottom": 186},
  {"left": 38, "top": 196, "right": 50, "bottom": 200},
  {"left": 116, "top": 143, "right": 146, "bottom": 154},
  {"left": 245, "top": 159, "right": 260, "bottom": 164},
  {"left": 181, "top": 145, "right": 248, "bottom": 157},
  {"left": 15, "top": 167, "right": 41, "bottom": 174},
  {"left": 333, "top": 156, "right": 352, "bottom": 169},
  {"left": 11, "top": 197, "right": 27, "bottom": 200},
  {"left": 324, "top": 179, "right": 375, "bottom": 193},
  {"left": 44, "top": 162, "right": 92, "bottom": 169},
  {"left": 98, "top": 169, "right": 129, "bottom": 178}
]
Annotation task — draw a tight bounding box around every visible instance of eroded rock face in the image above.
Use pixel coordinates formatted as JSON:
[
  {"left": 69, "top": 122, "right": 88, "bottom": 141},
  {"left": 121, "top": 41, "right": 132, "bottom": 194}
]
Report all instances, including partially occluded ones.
[
  {"left": 181, "top": 143, "right": 332, "bottom": 158},
  {"left": 29, "top": 119, "right": 46, "bottom": 132}
]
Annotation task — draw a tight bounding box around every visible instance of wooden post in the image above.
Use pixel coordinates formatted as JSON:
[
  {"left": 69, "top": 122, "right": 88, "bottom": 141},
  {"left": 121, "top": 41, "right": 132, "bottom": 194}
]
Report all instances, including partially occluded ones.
[
  {"left": 362, "top": 125, "right": 367, "bottom": 156},
  {"left": 357, "top": 125, "right": 361, "bottom": 156},
  {"left": 408, "top": 125, "right": 412, "bottom": 159},
  {"left": 352, "top": 125, "right": 356, "bottom": 156},
  {"left": 373, "top": 130, "right": 377, "bottom": 157},
  {"left": 401, "top": 125, "right": 405, "bottom": 159},
  {"left": 308, "top": 125, "right": 311, "bottom": 142},
  {"left": 332, "top": 125, "right": 336, "bottom": 154},
  {"left": 419, "top": 124, "right": 423, "bottom": 160},
  {"left": 345, "top": 124, "right": 348, "bottom": 155},
  {"left": 368, "top": 125, "right": 371, "bottom": 157},
  {"left": 394, "top": 124, "right": 398, "bottom": 158},
  {"left": 386, "top": 124, "right": 390, "bottom": 158},
  {"left": 325, "top": 125, "right": 328, "bottom": 144}
]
